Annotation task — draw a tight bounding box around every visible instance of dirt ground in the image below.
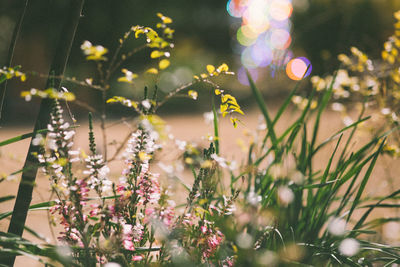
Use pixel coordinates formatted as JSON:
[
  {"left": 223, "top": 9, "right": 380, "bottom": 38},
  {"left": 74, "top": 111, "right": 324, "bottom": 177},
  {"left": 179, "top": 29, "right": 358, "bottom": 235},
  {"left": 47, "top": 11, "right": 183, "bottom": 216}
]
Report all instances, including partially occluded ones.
[{"left": 1, "top": 107, "right": 399, "bottom": 266}]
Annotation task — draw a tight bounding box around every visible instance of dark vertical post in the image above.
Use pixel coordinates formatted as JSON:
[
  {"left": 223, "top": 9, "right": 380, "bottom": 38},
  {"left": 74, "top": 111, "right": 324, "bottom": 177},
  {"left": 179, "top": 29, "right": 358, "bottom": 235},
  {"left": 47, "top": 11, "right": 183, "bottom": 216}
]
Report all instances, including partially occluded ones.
[{"left": 2, "top": 0, "right": 85, "bottom": 265}]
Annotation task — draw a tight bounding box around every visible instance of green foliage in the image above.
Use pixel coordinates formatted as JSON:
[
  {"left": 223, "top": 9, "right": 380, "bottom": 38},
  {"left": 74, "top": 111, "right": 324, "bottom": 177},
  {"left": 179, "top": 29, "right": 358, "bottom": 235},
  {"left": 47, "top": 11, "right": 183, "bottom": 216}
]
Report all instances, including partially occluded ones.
[{"left": 2, "top": 8, "right": 400, "bottom": 267}]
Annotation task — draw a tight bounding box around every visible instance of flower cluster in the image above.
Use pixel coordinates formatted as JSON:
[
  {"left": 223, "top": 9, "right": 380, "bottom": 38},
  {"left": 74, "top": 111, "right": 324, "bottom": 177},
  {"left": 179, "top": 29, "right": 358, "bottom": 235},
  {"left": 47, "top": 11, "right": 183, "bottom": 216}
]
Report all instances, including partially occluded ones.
[
  {"left": 21, "top": 87, "right": 75, "bottom": 102},
  {"left": 83, "top": 154, "right": 111, "bottom": 196},
  {"left": 301, "top": 11, "right": 400, "bottom": 156},
  {"left": 0, "top": 66, "right": 26, "bottom": 82},
  {"left": 80, "top": 40, "right": 108, "bottom": 61}
]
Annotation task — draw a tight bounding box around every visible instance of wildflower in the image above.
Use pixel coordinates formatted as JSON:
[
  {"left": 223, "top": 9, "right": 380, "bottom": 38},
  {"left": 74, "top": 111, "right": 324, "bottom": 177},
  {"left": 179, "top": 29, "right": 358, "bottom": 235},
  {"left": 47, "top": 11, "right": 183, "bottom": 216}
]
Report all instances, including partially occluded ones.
[
  {"left": 247, "top": 190, "right": 262, "bottom": 206},
  {"left": 0, "top": 66, "right": 26, "bottom": 82},
  {"left": 117, "top": 68, "right": 138, "bottom": 83},
  {"left": 236, "top": 232, "right": 254, "bottom": 249},
  {"left": 84, "top": 154, "right": 111, "bottom": 195},
  {"left": 158, "top": 200, "right": 176, "bottom": 227},
  {"left": 328, "top": 217, "right": 347, "bottom": 236},
  {"left": 381, "top": 108, "right": 391, "bottom": 115},
  {"left": 21, "top": 88, "right": 75, "bottom": 102},
  {"left": 220, "top": 195, "right": 236, "bottom": 215},
  {"left": 132, "top": 255, "right": 143, "bottom": 261},
  {"left": 277, "top": 186, "right": 294, "bottom": 206},
  {"left": 32, "top": 134, "right": 44, "bottom": 146},
  {"left": 203, "top": 111, "right": 214, "bottom": 125},
  {"left": 339, "top": 238, "right": 360, "bottom": 257},
  {"left": 188, "top": 90, "right": 198, "bottom": 100},
  {"left": 141, "top": 99, "right": 152, "bottom": 110},
  {"left": 122, "top": 223, "right": 135, "bottom": 251},
  {"left": 107, "top": 96, "right": 138, "bottom": 109},
  {"left": 137, "top": 172, "right": 161, "bottom": 205},
  {"left": 159, "top": 59, "right": 170, "bottom": 70},
  {"left": 157, "top": 13, "right": 173, "bottom": 24},
  {"left": 200, "top": 226, "right": 224, "bottom": 259},
  {"left": 80, "top": 40, "right": 108, "bottom": 61},
  {"left": 221, "top": 256, "right": 235, "bottom": 267},
  {"left": 342, "top": 116, "right": 353, "bottom": 126},
  {"left": 331, "top": 102, "right": 345, "bottom": 112}
]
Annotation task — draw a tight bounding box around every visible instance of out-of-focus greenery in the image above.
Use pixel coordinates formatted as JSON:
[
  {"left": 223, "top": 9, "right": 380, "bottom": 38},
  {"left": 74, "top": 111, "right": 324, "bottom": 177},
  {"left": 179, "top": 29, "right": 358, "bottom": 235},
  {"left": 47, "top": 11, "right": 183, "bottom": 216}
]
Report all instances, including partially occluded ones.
[
  {"left": 1, "top": 0, "right": 400, "bottom": 124},
  {"left": 292, "top": 0, "right": 400, "bottom": 74}
]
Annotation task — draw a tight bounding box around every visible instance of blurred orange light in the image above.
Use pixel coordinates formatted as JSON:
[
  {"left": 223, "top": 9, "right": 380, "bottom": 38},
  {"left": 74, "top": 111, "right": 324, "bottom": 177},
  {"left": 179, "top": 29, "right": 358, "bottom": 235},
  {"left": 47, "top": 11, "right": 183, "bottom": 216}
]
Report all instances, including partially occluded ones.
[
  {"left": 286, "top": 58, "right": 308, "bottom": 80},
  {"left": 270, "top": 0, "right": 293, "bottom": 21}
]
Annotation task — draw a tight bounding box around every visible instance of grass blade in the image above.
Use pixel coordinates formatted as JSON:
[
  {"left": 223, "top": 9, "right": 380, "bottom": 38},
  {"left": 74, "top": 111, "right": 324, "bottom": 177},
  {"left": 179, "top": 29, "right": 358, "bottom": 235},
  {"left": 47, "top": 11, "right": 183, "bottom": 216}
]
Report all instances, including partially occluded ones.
[{"left": 246, "top": 69, "right": 277, "bottom": 149}]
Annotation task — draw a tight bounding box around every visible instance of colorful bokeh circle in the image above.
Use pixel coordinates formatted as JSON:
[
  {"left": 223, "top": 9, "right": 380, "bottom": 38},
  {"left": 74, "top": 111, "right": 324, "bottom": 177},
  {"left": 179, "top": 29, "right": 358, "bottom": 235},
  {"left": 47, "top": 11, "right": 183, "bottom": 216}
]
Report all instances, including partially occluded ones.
[{"left": 286, "top": 57, "right": 312, "bottom": 80}]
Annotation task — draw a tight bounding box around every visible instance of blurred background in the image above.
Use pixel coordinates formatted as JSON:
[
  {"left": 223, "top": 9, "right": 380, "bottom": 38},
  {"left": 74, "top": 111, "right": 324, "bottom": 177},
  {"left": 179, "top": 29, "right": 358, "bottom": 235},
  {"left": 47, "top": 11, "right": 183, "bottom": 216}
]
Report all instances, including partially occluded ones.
[{"left": 1, "top": 0, "right": 400, "bottom": 125}]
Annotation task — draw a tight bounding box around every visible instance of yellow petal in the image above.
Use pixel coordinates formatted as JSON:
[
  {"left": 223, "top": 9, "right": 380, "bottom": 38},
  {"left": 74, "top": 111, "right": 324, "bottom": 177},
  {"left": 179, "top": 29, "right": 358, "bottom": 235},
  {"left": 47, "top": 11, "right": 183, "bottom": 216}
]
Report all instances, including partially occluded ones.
[
  {"left": 217, "top": 63, "right": 229, "bottom": 72},
  {"left": 159, "top": 59, "right": 170, "bottom": 70},
  {"left": 206, "top": 64, "right": 215, "bottom": 74},
  {"left": 231, "top": 117, "right": 238, "bottom": 128},
  {"left": 150, "top": 50, "right": 163, "bottom": 58},
  {"left": 146, "top": 68, "right": 159, "bottom": 74},
  {"left": 188, "top": 90, "right": 198, "bottom": 100},
  {"left": 135, "top": 29, "right": 145, "bottom": 38},
  {"left": 117, "top": 77, "right": 131, "bottom": 83},
  {"left": 395, "top": 11, "right": 400, "bottom": 20}
]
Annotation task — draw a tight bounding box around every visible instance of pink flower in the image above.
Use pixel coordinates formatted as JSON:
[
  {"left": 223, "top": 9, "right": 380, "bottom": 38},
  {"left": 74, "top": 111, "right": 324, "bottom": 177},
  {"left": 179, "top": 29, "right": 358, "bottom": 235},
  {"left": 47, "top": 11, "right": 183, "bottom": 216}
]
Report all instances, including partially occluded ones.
[
  {"left": 123, "top": 240, "right": 135, "bottom": 251},
  {"left": 132, "top": 255, "right": 143, "bottom": 261},
  {"left": 137, "top": 172, "right": 161, "bottom": 205}
]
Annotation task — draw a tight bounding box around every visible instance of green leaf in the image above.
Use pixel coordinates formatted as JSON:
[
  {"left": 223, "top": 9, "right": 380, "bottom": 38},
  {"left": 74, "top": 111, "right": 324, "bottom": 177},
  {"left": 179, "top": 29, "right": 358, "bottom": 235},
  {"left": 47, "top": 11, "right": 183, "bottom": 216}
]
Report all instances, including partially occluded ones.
[
  {"left": 0, "top": 128, "right": 48, "bottom": 147},
  {"left": 0, "top": 195, "right": 15, "bottom": 203},
  {"left": 246, "top": 69, "right": 277, "bottom": 150}
]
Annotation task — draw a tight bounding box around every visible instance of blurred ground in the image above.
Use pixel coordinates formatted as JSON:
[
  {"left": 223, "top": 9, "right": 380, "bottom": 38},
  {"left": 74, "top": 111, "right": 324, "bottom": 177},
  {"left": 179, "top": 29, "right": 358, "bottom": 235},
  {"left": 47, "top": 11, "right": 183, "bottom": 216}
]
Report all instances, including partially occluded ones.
[{"left": 1, "top": 106, "right": 399, "bottom": 266}]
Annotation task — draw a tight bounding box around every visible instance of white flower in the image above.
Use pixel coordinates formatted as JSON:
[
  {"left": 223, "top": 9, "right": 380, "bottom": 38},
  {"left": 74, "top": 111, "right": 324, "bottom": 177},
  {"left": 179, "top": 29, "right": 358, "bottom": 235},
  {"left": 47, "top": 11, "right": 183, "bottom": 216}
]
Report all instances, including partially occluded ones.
[
  {"left": 381, "top": 108, "right": 391, "bottom": 115},
  {"left": 80, "top": 40, "right": 92, "bottom": 54},
  {"left": 32, "top": 134, "right": 43, "bottom": 146},
  {"left": 175, "top": 139, "right": 187, "bottom": 150},
  {"left": 141, "top": 99, "right": 151, "bottom": 110},
  {"left": 247, "top": 190, "right": 262, "bottom": 206},
  {"left": 342, "top": 116, "right": 353, "bottom": 126},
  {"left": 328, "top": 217, "right": 346, "bottom": 236},
  {"left": 339, "top": 238, "right": 359, "bottom": 256},
  {"left": 203, "top": 111, "right": 214, "bottom": 125},
  {"left": 211, "top": 153, "right": 228, "bottom": 168},
  {"left": 277, "top": 186, "right": 294, "bottom": 206},
  {"left": 331, "top": 102, "right": 345, "bottom": 112},
  {"left": 236, "top": 232, "right": 254, "bottom": 249}
]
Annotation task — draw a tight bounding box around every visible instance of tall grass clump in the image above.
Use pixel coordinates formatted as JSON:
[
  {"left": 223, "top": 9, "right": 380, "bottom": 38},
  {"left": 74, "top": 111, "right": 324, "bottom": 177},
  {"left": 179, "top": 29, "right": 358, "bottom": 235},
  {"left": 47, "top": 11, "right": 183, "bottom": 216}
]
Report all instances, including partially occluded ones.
[{"left": 1, "top": 8, "right": 400, "bottom": 267}]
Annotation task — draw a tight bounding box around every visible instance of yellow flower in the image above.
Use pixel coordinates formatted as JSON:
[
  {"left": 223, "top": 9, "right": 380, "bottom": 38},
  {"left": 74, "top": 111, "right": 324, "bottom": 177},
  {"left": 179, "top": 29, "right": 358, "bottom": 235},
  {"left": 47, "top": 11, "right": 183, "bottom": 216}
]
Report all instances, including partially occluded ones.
[
  {"left": 150, "top": 50, "right": 164, "bottom": 58},
  {"left": 157, "top": 13, "right": 173, "bottom": 24},
  {"left": 106, "top": 96, "right": 138, "bottom": 109},
  {"left": 159, "top": 59, "right": 170, "bottom": 70},
  {"left": 206, "top": 64, "right": 215, "bottom": 75},
  {"left": 80, "top": 40, "right": 108, "bottom": 61},
  {"left": 188, "top": 90, "right": 198, "bottom": 100},
  {"left": 117, "top": 68, "right": 138, "bottom": 83},
  {"left": 146, "top": 68, "right": 159, "bottom": 74}
]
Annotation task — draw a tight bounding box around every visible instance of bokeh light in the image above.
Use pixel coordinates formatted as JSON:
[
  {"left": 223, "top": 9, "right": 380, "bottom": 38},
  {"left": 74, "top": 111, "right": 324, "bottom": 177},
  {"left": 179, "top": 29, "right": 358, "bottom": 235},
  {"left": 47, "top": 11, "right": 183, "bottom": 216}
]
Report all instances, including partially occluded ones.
[
  {"left": 238, "top": 67, "right": 258, "bottom": 85},
  {"left": 227, "top": 0, "right": 312, "bottom": 81},
  {"left": 227, "top": 0, "right": 246, "bottom": 18},
  {"left": 286, "top": 57, "right": 312, "bottom": 80},
  {"left": 269, "top": 0, "right": 293, "bottom": 21},
  {"left": 270, "top": 29, "right": 291, "bottom": 49}
]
